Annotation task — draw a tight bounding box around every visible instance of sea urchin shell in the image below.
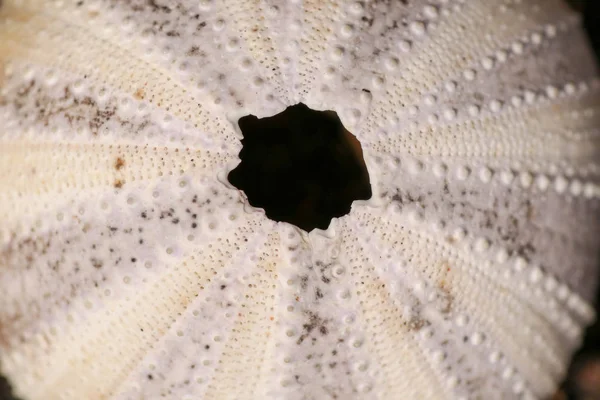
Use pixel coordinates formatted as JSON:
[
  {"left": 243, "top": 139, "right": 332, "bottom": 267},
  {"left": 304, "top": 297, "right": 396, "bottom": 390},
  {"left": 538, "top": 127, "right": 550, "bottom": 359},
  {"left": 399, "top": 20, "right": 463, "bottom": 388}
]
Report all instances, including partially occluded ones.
[{"left": 1, "top": 1, "right": 600, "bottom": 399}]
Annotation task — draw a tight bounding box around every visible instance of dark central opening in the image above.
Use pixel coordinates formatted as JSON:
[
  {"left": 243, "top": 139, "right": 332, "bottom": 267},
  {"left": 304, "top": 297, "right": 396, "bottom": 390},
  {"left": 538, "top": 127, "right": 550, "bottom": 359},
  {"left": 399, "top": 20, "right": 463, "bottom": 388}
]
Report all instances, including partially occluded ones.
[{"left": 228, "top": 103, "right": 372, "bottom": 232}]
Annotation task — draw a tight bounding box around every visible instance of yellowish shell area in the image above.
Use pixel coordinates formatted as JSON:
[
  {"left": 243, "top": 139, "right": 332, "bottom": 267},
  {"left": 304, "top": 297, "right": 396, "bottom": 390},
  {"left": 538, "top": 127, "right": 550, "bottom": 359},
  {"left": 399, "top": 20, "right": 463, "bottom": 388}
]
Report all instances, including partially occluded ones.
[{"left": 0, "top": 0, "right": 599, "bottom": 399}]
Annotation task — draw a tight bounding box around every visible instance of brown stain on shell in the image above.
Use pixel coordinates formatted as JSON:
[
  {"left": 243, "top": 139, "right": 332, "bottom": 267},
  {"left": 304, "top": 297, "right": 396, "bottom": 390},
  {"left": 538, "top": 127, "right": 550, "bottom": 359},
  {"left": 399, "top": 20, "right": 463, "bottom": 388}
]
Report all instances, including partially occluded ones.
[
  {"left": 133, "top": 87, "right": 145, "bottom": 100},
  {"left": 114, "top": 157, "right": 125, "bottom": 171},
  {"left": 0, "top": 4, "right": 39, "bottom": 49},
  {"left": 0, "top": 313, "right": 23, "bottom": 350},
  {"left": 0, "top": 4, "right": 46, "bottom": 94},
  {"left": 0, "top": 2, "right": 34, "bottom": 24},
  {"left": 0, "top": 59, "right": 5, "bottom": 90},
  {"left": 437, "top": 260, "right": 455, "bottom": 314}
]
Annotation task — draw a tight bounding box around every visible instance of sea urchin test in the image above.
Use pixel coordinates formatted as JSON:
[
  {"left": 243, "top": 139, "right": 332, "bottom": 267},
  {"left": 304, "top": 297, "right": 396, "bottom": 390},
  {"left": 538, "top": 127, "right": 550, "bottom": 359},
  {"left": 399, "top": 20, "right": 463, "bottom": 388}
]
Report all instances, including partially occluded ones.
[{"left": 0, "top": 1, "right": 599, "bottom": 400}]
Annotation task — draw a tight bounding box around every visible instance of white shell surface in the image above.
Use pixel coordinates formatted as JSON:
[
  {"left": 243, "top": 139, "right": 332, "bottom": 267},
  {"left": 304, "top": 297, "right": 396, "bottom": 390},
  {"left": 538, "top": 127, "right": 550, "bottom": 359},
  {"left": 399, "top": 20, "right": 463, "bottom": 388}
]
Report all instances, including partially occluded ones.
[{"left": 0, "top": 0, "right": 599, "bottom": 399}]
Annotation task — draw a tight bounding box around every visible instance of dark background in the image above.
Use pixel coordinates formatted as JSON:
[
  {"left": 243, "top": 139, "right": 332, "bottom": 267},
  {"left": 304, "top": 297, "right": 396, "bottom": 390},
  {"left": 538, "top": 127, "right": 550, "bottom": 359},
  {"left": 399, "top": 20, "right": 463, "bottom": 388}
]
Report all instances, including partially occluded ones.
[
  {"left": 556, "top": 2, "right": 600, "bottom": 399},
  {"left": 1, "top": 1, "right": 600, "bottom": 400}
]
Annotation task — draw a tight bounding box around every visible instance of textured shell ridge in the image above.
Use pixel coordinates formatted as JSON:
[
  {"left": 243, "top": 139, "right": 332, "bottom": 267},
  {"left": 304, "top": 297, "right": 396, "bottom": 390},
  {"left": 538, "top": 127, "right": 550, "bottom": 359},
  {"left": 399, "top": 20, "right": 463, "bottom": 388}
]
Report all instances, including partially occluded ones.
[{"left": 0, "top": 0, "right": 599, "bottom": 400}]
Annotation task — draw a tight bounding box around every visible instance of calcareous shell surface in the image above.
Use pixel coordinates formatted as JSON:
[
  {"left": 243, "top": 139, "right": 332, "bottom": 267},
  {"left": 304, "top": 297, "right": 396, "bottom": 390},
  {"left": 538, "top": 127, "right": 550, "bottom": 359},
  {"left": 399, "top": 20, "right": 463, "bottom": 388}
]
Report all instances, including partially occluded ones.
[{"left": 1, "top": 0, "right": 600, "bottom": 399}]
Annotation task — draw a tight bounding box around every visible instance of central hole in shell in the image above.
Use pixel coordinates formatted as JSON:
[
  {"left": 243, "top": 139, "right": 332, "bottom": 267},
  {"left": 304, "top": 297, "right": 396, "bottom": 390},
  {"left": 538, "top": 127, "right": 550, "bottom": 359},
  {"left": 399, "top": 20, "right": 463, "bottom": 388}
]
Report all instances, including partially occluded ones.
[{"left": 228, "top": 103, "right": 372, "bottom": 232}]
